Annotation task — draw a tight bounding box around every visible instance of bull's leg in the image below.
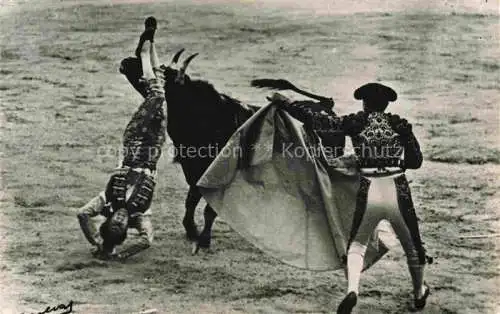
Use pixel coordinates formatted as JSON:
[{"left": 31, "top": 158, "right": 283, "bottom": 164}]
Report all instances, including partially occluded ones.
[
  {"left": 198, "top": 204, "right": 217, "bottom": 248},
  {"left": 182, "top": 186, "right": 201, "bottom": 241}
]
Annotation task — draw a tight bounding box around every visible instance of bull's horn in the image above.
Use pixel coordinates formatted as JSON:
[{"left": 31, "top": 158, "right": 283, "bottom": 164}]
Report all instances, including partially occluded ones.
[
  {"left": 180, "top": 53, "right": 199, "bottom": 72},
  {"left": 170, "top": 48, "right": 185, "bottom": 65},
  {"left": 176, "top": 53, "right": 199, "bottom": 84}
]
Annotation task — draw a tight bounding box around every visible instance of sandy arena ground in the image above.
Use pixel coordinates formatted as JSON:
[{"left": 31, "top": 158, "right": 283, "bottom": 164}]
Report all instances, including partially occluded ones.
[{"left": 0, "top": 0, "right": 499, "bottom": 313}]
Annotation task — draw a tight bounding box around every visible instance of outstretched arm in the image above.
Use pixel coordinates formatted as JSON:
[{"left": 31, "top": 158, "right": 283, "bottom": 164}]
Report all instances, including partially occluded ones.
[
  {"left": 276, "top": 96, "right": 339, "bottom": 130},
  {"left": 77, "top": 195, "right": 104, "bottom": 248},
  {"left": 116, "top": 239, "right": 151, "bottom": 260},
  {"left": 77, "top": 214, "right": 100, "bottom": 247},
  {"left": 340, "top": 111, "right": 368, "bottom": 137}
]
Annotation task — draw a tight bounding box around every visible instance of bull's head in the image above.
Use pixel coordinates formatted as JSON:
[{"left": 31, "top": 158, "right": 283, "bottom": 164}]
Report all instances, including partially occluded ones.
[{"left": 161, "top": 48, "right": 199, "bottom": 87}]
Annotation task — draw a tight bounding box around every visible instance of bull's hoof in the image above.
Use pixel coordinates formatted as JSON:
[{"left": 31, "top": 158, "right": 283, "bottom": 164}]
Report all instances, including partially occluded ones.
[
  {"left": 182, "top": 219, "right": 199, "bottom": 241},
  {"left": 191, "top": 238, "right": 211, "bottom": 255},
  {"left": 191, "top": 242, "right": 200, "bottom": 255},
  {"left": 197, "top": 233, "right": 211, "bottom": 249}
]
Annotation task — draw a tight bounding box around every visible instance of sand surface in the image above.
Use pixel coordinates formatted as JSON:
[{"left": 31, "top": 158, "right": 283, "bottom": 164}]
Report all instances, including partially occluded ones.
[{"left": 0, "top": 0, "right": 499, "bottom": 313}]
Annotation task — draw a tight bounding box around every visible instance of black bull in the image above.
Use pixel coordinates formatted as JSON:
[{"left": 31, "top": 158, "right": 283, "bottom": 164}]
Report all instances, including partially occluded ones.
[{"left": 120, "top": 51, "right": 341, "bottom": 252}]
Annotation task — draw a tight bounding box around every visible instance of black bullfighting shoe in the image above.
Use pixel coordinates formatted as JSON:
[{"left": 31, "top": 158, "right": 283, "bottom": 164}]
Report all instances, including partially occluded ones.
[
  {"left": 413, "top": 283, "right": 430, "bottom": 311},
  {"left": 144, "top": 16, "right": 157, "bottom": 31},
  {"left": 135, "top": 17, "right": 157, "bottom": 58},
  {"left": 337, "top": 292, "right": 358, "bottom": 314}
]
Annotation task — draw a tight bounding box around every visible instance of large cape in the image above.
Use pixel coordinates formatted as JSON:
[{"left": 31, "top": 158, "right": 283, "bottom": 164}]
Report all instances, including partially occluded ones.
[{"left": 197, "top": 100, "right": 388, "bottom": 271}]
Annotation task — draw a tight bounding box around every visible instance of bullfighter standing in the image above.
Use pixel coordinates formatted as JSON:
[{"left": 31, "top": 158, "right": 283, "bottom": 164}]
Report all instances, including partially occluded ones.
[
  {"left": 77, "top": 17, "right": 166, "bottom": 260},
  {"left": 279, "top": 83, "right": 430, "bottom": 313},
  {"left": 332, "top": 83, "right": 430, "bottom": 313}
]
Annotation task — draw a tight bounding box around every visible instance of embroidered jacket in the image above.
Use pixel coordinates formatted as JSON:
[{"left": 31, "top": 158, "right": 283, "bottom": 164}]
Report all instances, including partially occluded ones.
[{"left": 342, "top": 111, "right": 423, "bottom": 169}]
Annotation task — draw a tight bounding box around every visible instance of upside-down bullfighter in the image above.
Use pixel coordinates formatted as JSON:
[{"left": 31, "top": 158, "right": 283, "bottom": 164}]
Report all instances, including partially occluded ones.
[{"left": 77, "top": 17, "right": 165, "bottom": 260}]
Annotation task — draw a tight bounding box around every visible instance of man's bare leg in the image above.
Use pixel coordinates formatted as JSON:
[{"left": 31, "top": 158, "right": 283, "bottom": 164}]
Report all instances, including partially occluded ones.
[
  {"left": 140, "top": 40, "right": 155, "bottom": 80},
  {"left": 150, "top": 40, "right": 161, "bottom": 70}
]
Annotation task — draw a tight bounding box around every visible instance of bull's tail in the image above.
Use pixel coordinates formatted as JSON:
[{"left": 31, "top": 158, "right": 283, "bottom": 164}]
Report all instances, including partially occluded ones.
[{"left": 251, "top": 78, "right": 334, "bottom": 108}]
